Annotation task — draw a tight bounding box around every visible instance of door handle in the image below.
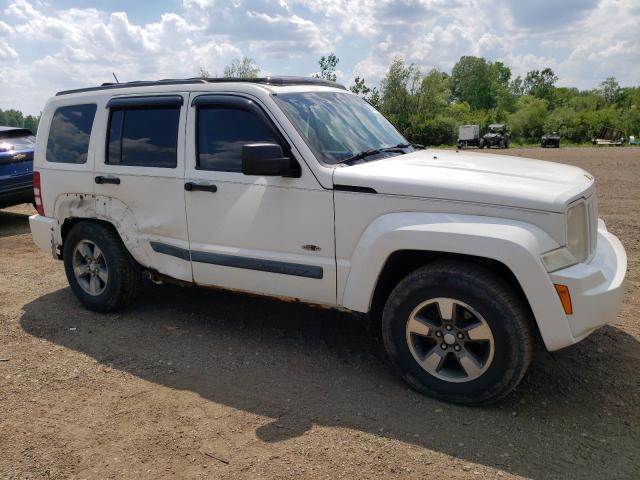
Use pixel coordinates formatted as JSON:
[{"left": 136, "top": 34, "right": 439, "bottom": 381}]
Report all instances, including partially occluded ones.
[
  {"left": 95, "top": 175, "right": 120, "bottom": 185},
  {"left": 185, "top": 182, "right": 217, "bottom": 193}
]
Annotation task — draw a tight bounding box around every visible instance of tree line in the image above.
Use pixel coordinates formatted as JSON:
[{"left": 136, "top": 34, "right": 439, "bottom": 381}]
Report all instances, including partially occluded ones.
[
  {"left": 327, "top": 54, "right": 639, "bottom": 146},
  {"left": 201, "top": 54, "right": 639, "bottom": 146},
  {"left": 0, "top": 109, "right": 39, "bottom": 133},
  {"left": 4, "top": 54, "right": 637, "bottom": 146}
]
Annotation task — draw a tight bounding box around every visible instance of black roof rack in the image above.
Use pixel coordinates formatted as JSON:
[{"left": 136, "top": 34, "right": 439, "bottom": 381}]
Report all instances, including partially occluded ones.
[{"left": 55, "top": 76, "right": 346, "bottom": 96}]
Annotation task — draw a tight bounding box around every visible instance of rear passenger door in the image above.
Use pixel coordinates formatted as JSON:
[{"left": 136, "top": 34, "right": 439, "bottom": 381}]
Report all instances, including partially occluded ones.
[{"left": 93, "top": 94, "right": 192, "bottom": 282}]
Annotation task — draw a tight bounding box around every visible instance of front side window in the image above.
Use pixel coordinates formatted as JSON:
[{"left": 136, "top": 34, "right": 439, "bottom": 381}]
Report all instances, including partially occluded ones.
[
  {"left": 197, "top": 107, "right": 280, "bottom": 172},
  {"left": 274, "top": 92, "right": 408, "bottom": 165},
  {"left": 107, "top": 107, "right": 179, "bottom": 168},
  {"left": 46, "top": 104, "right": 97, "bottom": 164}
]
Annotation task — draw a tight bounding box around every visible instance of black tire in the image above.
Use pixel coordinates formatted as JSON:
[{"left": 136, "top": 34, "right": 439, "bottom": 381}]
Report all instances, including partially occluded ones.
[
  {"left": 63, "top": 221, "right": 142, "bottom": 312},
  {"left": 479, "top": 139, "right": 485, "bottom": 149},
  {"left": 381, "top": 261, "right": 533, "bottom": 405}
]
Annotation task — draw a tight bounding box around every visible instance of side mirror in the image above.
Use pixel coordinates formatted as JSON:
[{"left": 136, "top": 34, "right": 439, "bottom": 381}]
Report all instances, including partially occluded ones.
[{"left": 241, "top": 143, "right": 299, "bottom": 177}]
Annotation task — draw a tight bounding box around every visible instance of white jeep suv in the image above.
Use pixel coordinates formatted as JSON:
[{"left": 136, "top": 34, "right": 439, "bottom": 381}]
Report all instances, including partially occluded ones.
[{"left": 29, "top": 77, "right": 627, "bottom": 404}]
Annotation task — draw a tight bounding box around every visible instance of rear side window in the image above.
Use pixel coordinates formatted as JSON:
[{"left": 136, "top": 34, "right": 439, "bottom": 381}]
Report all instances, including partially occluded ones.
[
  {"left": 107, "top": 107, "right": 179, "bottom": 168},
  {"left": 46, "top": 104, "right": 97, "bottom": 164},
  {"left": 197, "top": 107, "right": 280, "bottom": 172}
]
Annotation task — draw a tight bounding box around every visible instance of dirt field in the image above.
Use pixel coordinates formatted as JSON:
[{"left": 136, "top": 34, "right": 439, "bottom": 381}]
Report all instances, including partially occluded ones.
[{"left": 1, "top": 147, "right": 638, "bottom": 479}]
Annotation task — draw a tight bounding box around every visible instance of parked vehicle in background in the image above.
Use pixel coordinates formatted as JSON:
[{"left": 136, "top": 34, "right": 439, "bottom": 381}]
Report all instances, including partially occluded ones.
[
  {"left": 480, "top": 124, "right": 509, "bottom": 149},
  {"left": 592, "top": 127, "right": 625, "bottom": 146},
  {"left": 29, "top": 77, "right": 627, "bottom": 405},
  {"left": 0, "top": 126, "right": 35, "bottom": 209},
  {"left": 541, "top": 132, "right": 560, "bottom": 148},
  {"left": 628, "top": 135, "right": 639, "bottom": 145},
  {"left": 457, "top": 124, "right": 480, "bottom": 149}
]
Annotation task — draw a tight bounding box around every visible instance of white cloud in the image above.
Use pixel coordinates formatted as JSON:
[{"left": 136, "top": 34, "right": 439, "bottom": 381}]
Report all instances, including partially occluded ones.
[{"left": 0, "top": 0, "right": 638, "bottom": 114}]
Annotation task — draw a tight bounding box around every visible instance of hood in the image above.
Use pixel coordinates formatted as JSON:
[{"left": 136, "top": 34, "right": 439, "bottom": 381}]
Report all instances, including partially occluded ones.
[{"left": 332, "top": 149, "right": 594, "bottom": 212}]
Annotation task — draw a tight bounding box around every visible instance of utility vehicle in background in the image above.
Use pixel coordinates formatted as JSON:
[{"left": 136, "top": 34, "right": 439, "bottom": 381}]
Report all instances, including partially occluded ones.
[
  {"left": 457, "top": 124, "right": 480, "bottom": 149},
  {"left": 541, "top": 132, "right": 560, "bottom": 148},
  {"left": 480, "top": 124, "right": 509, "bottom": 149}
]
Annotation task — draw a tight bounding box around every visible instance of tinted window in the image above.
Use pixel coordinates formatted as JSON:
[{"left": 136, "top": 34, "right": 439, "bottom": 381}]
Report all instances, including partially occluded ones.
[
  {"left": 198, "top": 107, "right": 280, "bottom": 172},
  {"left": 46, "top": 104, "right": 96, "bottom": 163},
  {"left": 107, "top": 107, "right": 179, "bottom": 168}
]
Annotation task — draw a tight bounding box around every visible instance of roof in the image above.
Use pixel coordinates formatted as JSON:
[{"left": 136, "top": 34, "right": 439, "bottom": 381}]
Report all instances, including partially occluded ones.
[{"left": 56, "top": 76, "right": 347, "bottom": 96}]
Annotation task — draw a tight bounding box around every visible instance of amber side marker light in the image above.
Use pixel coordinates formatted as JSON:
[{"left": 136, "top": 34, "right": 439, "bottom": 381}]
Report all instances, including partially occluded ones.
[{"left": 554, "top": 284, "right": 573, "bottom": 315}]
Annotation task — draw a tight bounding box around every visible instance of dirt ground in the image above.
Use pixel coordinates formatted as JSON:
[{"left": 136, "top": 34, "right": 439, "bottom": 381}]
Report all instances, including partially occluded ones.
[{"left": 1, "top": 147, "right": 638, "bottom": 479}]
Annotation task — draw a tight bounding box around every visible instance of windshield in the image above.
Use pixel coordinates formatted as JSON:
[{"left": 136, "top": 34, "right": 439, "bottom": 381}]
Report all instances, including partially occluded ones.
[{"left": 274, "top": 91, "right": 408, "bottom": 165}]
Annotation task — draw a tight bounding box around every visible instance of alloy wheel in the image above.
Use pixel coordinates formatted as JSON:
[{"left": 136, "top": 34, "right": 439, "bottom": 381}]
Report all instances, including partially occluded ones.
[
  {"left": 72, "top": 240, "right": 109, "bottom": 296},
  {"left": 405, "top": 297, "right": 495, "bottom": 382}
]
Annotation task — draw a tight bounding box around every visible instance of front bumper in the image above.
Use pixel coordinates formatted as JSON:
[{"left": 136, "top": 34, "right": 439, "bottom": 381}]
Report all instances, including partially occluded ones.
[{"left": 549, "top": 220, "right": 627, "bottom": 346}]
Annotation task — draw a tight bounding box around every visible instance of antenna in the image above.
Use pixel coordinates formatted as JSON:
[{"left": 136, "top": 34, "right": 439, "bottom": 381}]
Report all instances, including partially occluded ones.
[{"left": 112, "top": 72, "right": 120, "bottom": 84}]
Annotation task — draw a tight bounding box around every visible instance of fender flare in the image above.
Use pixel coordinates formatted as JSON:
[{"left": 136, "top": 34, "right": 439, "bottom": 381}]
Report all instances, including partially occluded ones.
[{"left": 340, "top": 212, "right": 573, "bottom": 351}]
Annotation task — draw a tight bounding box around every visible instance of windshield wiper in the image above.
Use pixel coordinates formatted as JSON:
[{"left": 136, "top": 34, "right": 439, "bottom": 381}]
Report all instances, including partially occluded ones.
[
  {"left": 336, "top": 148, "right": 383, "bottom": 165},
  {"left": 337, "top": 143, "right": 420, "bottom": 165}
]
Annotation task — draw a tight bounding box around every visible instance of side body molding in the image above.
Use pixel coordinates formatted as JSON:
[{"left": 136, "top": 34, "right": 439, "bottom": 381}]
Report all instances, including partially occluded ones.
[{"left": 340, "top": 212, "right": 573, "bottom": 351}]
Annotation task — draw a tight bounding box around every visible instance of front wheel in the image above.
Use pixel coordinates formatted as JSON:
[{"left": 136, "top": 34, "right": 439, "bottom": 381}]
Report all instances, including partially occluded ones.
[
  {"left": 63, "top": 221, "right": 142, "bottom": 312},
  {"left": 381, "top": 261, "right": 533, "bottom": 405}
]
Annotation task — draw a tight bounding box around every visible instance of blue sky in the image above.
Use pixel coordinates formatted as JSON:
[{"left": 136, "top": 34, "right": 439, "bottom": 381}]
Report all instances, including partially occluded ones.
[{"left": 1, "top": 0, "right": 638, "bottom": 114}]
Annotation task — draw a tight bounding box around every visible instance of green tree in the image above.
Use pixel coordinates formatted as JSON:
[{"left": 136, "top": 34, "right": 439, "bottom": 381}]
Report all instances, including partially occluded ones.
[
  {"left": 350, "top": 76, "right": 381, "bottom": 108},
  {"left": 314, "top": 53, "right": 339, "bottom": 82},
  {"left": 523, "top": 68, "right": 558, "bottom": 103},
  {"left": 508, "top": 96, "right": 549, "bottom": 142},
  {"left": 1, "top": 109, "right": 24, "bottom": 127},
  {"left": 596, "top": 77, "right": 621, "bottom": 103},
  {"left": 223, "top": 57, "right": 259, "bottom": 78},
  {"left": 379, "top": 58, "right": 421, "bottom": 134},
  {"left": 451, "top": 56, "right": 495, "bottom": 110},
  {"left": 24, "top": 115, "right": 39, "bottom": 133},
  {"left": 415, "top": 69, "right": 451, "bottom": 117}
]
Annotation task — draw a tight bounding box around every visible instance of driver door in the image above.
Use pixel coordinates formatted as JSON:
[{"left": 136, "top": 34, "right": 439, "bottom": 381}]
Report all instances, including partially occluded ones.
[{"left": 183, "top": 93, "right": 337, "bottom": 305}]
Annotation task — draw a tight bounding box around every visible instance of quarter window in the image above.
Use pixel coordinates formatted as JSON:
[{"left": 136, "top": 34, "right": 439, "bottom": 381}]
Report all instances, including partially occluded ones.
[
  {"left": 107, "top": 107, "right": 179, "bottom": 168},
  {"left": 46, "top": 104, "right": 97, "bottom": 164},
  {"left": 197, "top": 107, "right": 280, "bottom": 172}
]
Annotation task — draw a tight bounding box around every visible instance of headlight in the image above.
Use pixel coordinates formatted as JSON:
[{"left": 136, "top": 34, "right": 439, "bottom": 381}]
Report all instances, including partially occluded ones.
[
  {"left": 566, "top": 202, "right": 588, "bottom": 263},
  {"left": 541, "top": 201, "right": 589, "bottom": 272}
]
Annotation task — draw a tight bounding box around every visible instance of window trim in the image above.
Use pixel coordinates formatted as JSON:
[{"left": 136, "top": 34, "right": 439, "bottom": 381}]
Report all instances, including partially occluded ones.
[
  {"left": 105, "top": 102, "right": 181, "bottom": 169},
  {"left": 45, "top": 103, "right": 97, "bottom": 165},
  {"left": 193, "top": 93, "right": 299, "bottom": 175},
  {"left": 106, "top": 95, "right": 184, "bottom": 109}
]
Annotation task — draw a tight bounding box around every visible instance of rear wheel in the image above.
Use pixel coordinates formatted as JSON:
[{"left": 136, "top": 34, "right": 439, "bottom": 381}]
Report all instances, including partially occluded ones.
[
  {"left": 479, "top": 139, "right": 485, "bottom": 149},
  {"left": 381, "top": 261, "right": 533, "bottom": 405},
  {"left": 63, "top": 222, "right": 142, "bottom": 312}
]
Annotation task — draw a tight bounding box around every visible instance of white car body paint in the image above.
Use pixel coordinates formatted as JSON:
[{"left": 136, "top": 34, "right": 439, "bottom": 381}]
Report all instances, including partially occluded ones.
[{"left": 29, "top": 81, "right": 627, "bottom": 352}]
